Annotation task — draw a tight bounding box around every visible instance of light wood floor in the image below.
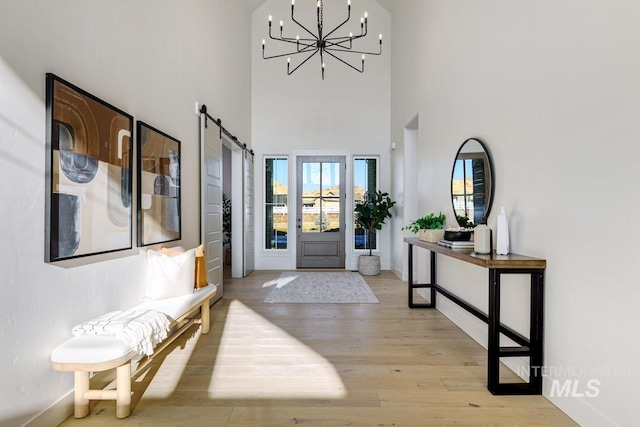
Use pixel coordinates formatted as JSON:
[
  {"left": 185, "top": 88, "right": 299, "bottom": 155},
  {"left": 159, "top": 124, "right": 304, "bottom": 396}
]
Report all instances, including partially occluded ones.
[{"left": 59, "top": 270, "right": 577, "bottom": 426}]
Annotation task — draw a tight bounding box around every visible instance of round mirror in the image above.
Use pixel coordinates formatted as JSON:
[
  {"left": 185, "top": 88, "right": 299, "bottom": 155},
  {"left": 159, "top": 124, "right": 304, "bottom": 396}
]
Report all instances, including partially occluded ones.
[{"left": 450, "top": 138, "right": 494, "bottom": 227}]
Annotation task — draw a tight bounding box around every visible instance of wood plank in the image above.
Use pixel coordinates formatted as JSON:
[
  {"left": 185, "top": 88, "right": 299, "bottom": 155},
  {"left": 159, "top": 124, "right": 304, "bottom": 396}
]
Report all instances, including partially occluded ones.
[{"left": 59, "top": 270, "right": 575, "bottom": 427}]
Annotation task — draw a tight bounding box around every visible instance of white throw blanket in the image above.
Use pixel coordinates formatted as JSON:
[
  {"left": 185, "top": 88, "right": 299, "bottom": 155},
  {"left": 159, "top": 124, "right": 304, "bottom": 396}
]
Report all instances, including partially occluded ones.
[{"left": 72, "top": 309, "right": 171, "bottom": 356}]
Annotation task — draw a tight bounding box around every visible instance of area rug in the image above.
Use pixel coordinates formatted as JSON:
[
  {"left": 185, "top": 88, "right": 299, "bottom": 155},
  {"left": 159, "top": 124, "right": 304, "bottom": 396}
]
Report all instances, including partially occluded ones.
[{"left": 264, "top": 272, "right": 379, "bottom": 304}]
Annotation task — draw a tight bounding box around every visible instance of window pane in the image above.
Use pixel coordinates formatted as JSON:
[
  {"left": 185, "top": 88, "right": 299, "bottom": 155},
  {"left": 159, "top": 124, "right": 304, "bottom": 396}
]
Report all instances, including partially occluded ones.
[
  {"left": 301, "top": 161, "right": 341, "bottom": 233},
  {"left": 452, "top": 157, "right": 482, "bottom": 223},
  {"left": 265, "top": 158, "right": 288, "bottom": 249},
  {"left": 354, "top": 158, "right": 377, "bottom": 250}
]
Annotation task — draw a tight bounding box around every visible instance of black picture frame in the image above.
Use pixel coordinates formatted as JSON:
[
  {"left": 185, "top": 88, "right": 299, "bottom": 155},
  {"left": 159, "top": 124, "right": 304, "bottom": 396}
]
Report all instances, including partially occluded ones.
[
  {"left": 45, "top": 73, "right": 134, "bottom": 262},
  {"left": 136, "top": 121, "right": 181, "bottom": 246}
]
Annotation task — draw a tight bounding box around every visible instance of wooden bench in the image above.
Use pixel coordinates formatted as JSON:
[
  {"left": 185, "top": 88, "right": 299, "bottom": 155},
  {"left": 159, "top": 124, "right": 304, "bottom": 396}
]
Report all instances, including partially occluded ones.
[{"left": 50, "top": 284, "right": 217, "bottom": 419}]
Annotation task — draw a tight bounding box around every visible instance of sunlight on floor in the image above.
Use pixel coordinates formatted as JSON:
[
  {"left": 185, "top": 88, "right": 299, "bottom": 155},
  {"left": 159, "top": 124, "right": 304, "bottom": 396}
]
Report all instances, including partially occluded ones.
[
  {"left": 208, "top": 299, "right": 347, "bottom": 399},
  {"left": 262, "top": 275, "right": 298, "bottom": 289},
  {"left": 135, "top": 328, "right": 199, "bottom": 399}
]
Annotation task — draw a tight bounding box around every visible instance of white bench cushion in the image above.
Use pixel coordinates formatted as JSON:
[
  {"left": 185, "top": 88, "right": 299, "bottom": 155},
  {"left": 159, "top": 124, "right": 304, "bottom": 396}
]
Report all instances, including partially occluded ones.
[
  {"left": 51, "top": 336, "right": 136, "bottom": 370},
  {"left": 51, "top": 284, "right": 217, "bottom": 370},
  {"left": 137, "top": 284, "right": 217, "bottom": 321}
]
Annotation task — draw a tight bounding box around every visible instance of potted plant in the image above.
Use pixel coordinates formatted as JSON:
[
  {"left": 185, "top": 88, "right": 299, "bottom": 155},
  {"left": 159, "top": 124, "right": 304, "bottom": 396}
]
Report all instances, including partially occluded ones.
[
  {"left": 403, "top": 212, "right": 446, "bottom": 243},
  {"left": 354, "top": 190, "right": 396, "bottom": 275},
  {"left": 222, "top": 193, "right": 232, "bottom": 265}
]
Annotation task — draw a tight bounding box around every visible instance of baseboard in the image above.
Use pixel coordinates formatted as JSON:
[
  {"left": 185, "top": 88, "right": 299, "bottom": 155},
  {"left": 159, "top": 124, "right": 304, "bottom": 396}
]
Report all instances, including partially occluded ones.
[
  {"left": 547, "top": 393, "right": 619, "bottom": 427},
  {"left": 390, "top": 263, "right": 403, "bottom": 280},
  {"left": 25, "top": 390, "right": 73, "bottom": 427}
]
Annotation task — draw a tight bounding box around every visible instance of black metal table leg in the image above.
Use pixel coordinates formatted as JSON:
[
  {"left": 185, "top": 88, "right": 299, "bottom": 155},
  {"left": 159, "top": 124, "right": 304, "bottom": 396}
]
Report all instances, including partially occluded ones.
[
  {"left": 407, "top": 243, "right": 414, "bottom": 307},
  {"left": 408, "top": 243, "right": 436, "bottom": 308},
  {"left": 430, "top": 251, "right": 437, "bottom": 306},
  {"left": 487, "top": 268, "right": 500, "bottom": 394},
  {"left": 529, "top": 271, "right": 544, "bottom": 393}
]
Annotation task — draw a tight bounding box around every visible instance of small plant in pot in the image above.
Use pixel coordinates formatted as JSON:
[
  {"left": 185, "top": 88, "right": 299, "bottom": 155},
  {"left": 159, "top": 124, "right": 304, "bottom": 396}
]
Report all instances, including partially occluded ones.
[
  {"left": 354, "top": 190, "right": 396, "bottom": 276},
  {"left": 402, "top": 212, "right": 446, "bottom": 243},
  {"left": 443, "top": 215, "right": 477, "bottom": 241}
]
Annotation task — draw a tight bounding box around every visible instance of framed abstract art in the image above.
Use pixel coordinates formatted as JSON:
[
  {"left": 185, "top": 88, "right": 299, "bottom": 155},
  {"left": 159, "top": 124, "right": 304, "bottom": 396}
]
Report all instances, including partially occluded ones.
[
  {"left": 136, "top": 121, "right": 181, "bottom": 246},
  {"left": 45, "top": 73, "right": 133, "bottom": 262}
]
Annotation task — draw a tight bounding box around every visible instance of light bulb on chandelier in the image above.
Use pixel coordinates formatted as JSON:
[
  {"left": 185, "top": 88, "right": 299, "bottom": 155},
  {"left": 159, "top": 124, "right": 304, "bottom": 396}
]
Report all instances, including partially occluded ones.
[{"left": 261, "top": 0, "right": 383, "bottom": 80}]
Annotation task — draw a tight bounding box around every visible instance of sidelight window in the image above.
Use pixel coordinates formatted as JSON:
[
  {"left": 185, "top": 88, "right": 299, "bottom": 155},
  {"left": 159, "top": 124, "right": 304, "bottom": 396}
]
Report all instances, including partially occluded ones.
[
  {"left": 265, "top": 157, "right": 288, "bottom": 250},
  {"left": 353, "top": 157, "right": 378, "bottom": 251}
]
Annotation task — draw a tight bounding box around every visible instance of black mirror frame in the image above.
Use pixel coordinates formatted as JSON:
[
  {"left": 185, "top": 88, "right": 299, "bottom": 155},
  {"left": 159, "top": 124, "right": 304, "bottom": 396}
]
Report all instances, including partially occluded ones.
[{"left": 450, "top": 137, "right": 495, "bottom": 227}]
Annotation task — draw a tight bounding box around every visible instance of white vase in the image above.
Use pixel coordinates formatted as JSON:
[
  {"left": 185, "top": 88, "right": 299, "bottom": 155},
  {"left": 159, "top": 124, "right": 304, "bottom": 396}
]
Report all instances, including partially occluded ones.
[
  {"left": 419, "top": 229, "right": 444, "bottom": 243},
  {"left": 474, "top": 224, "right": 492, "bottom": 254},
  {"left": 496, "top": 206, "right": 510, "bottom": 255}
]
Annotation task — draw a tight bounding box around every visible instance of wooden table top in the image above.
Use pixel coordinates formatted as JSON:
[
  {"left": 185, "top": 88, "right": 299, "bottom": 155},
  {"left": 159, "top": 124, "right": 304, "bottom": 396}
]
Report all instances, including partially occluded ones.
[{"left": 405, "top": 237, "right": 546, "bottom": 269}]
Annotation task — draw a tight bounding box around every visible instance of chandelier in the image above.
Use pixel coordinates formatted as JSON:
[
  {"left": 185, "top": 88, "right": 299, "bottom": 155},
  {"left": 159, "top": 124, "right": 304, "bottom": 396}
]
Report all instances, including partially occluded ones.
[{"left": 261, "top": 0, "right": 382, "bottom": 80}]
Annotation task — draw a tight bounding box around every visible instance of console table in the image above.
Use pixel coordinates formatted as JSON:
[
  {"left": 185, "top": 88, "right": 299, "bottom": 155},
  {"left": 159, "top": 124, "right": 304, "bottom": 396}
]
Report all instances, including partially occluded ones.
[{"left": 405, "top": 237, "right": 546, "bottom": 395}]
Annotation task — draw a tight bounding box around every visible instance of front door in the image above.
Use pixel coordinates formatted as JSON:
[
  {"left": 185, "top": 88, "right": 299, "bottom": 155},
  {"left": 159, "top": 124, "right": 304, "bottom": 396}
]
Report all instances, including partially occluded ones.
[{"left": 296, "top": 156, "right": 345, "bottom": 268}]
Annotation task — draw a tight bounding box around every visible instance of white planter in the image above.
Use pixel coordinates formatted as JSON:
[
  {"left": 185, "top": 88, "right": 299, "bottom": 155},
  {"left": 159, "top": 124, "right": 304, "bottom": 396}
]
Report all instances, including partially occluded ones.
[
  {"left": 358, "top": 255, "right": 381, "bottom": 276},
  {"left": 419, "top": 229, "right": 444, "bottom": 243}
]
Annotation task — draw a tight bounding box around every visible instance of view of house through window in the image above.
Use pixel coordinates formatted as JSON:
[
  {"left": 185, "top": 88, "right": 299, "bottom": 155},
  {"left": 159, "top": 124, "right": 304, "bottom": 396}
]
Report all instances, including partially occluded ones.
[
  {"left": 265, "top": 157, "right": 288, "bottom": 249},
  {"left": 266, "top": 156, "right": 378, "bottom": 252},
  {"left": 354, "top": 157, "right": 378, "bottom": 251},
  {"left": 452, "top": 153, "right": 487, "bottom": 224},
  {"left": 301, "top": 162, "right": 341, "bottom": 233}
]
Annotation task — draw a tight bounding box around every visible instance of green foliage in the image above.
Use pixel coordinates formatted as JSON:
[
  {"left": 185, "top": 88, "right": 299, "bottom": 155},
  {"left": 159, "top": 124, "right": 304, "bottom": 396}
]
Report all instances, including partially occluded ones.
[
  {"left": 354, "top": 191, "right": 396, "bottom": 256},
  {"left": 456, "top": 215, "right": 476, "bottom": 228},
  {"left": 223, "top": 193, "right": 232, "bottom": 247},
  {"left": 402, "top": 212, "right": 446, "bottom": 234}
]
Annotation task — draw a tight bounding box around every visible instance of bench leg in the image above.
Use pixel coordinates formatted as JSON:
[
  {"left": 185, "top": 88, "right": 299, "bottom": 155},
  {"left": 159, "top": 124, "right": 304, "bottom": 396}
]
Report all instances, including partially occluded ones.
[
  {"left": 201, "top": 300, "right": 211, "bottom": 334},
  {"left": 74, "top": 371, "right": 90, "bottom": 418},
  {"left": 116, "top": 362, "right": 131, "bottom": 418}
]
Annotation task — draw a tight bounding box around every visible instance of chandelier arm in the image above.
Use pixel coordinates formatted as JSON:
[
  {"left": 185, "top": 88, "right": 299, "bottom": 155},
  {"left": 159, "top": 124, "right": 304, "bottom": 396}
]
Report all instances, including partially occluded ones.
[
  {"left": 263, "top": 46, "right": 317, "bottom": 61},
  {"left": 323, "top": 49, "right": 364, "bottom": 73},
  {"left": 288, "top": 49, "right": 320, "bottom": 75},
  {"left": 268, "top": 36, "right": 317, "bottom": 51},
  {"left": 326, "top": 30, "right": 366, "bottom": 44},
  {"left": 275, "top": 36, "right": 317, "bottom": 43},
  {"left": 322, "top": 28, "right": 366, "bottom": 49},
  {"left": 324, "top": 35, "right": 368, "bottom": 51},
  {"left": 324, "top": 38, "right": 355, "bottom": 49},
  {"left": 326, "top": 45, "right": 382, "bottom": 56},
  {"left": 269, "top": 19, "right": 318, "bottom": 44},
  {"left": 290, "top": 8, "right": 318, "bottom": 40},
  {"left": 322, "top": 4, "right": 351, "bottom": 40}
]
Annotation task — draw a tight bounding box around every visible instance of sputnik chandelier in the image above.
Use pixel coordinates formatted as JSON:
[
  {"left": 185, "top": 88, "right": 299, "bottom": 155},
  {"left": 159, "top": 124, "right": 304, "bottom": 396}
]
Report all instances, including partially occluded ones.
[{"left": 261, "top": 0, "right": 382, "bottom": 80}]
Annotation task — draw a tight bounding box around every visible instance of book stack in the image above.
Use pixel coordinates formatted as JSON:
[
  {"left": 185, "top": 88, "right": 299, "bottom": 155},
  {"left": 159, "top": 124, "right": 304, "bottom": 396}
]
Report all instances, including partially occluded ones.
[{"left": 438, "top": 239, "right": 475, "bottom": 250}]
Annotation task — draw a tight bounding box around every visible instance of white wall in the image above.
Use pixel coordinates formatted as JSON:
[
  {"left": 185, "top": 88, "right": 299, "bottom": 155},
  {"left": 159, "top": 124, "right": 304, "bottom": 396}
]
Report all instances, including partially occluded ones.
[
  {"left": 252, "top": 0, "right": 391, "bottom": 270},
  {"left": 0, "top": 1, "right": 251, "bottom": 425},
  {"left": 383, "top": 1, "right": 640, "bottom": 426}
]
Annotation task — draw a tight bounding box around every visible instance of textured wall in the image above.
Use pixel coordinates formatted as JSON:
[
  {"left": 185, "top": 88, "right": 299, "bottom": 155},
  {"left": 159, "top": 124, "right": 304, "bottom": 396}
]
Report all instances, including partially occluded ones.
[
  {"left": 0, "top": 1, "right": 251, "bottom": 425},
  {"left": 383, "top": 1, "right": 640, "bottom": 426}
]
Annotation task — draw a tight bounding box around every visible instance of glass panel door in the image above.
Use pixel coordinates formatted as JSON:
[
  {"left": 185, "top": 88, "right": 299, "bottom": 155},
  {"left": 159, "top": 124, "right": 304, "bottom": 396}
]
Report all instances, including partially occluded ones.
[{"left": 296, "top": 156, "right": 345, "bottom": 268}]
